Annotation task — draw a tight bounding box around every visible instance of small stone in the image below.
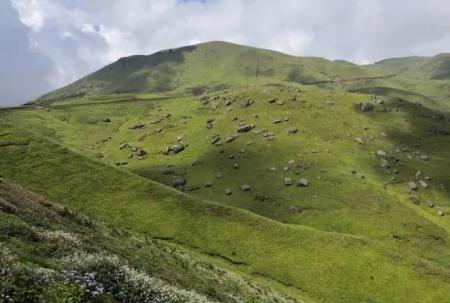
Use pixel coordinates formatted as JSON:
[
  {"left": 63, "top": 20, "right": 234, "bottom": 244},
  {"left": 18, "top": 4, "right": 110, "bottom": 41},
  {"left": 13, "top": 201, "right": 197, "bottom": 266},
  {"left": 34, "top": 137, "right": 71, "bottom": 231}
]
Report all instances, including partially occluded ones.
[
  {"left": 233, "top": 163, "right": 239, "bottom": 169},
  {"left": 204, "top": 181, "right": 213, "bottom": 188},
  {"left": 426, "top": 200, "right": 434, "bottom": 208},
  {"left": 225, "top": 189, "right": 233, "bottom": 195},
  {"left": 437, "top": 210, "right": 445, "bottom": 217}
]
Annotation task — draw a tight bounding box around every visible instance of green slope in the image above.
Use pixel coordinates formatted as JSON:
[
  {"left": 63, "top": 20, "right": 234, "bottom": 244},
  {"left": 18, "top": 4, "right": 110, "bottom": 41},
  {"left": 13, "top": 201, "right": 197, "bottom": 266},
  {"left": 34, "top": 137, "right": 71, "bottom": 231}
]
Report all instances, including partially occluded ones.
[
  {"left": 0, "top": 178, "right": 297, "bottom": 303},
  {"left": 2, "top": 82, "right": 450, "bottom": 302},
  {"left": 33, "top": 41, "right": 387, "bottom": 104}
]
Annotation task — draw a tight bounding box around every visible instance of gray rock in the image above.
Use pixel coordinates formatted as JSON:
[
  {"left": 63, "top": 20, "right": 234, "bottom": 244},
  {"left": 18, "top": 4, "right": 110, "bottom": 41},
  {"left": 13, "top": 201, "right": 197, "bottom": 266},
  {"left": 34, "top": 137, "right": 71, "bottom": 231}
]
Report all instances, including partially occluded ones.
[
  {"left": 289, "top": 205, "right": 300, "bottom": 213},
  {"left": 225, "top": 189, "right": 232, "bottom": 195},
  {"left": 359, "top": 102, "right": 374, "bottom": 112},
  {"left": 240, "top": 184, "right": 251, "bottom": 191},
  {"left": 204, "top": 181, "right": 213, "bottom": 188},
  {"left": 284, "top": 177, "right": 293, "bottom": 186},
  {"left": 426, "top": 200, "right": 434, "bottom": 208},
  {"left": 272, "top": 119, "right": 283, "bottom": 124},
  {"left": 288, "top": 128, "right": 298, "bottom": 134},
  {"left": 419, "top": 180, "right": 429, "bottom": 189},
  {"left": 410, "top": 195, "right": 420, "bottom": 205},
  {"left": 119, "top": 143, "right": 128, "bottom": 150},
  {"left": 355, "top": 137, "right": 365, "bottom": 145},
  {"left": 237, "top": 124, "right": 255, "bottom": 133},
  {"left": 136, "top": 149, "right": 147, "bottom": 157},
  {"left": 129, "top": 122, "right": 145, "bottom": 130},
  {"left": 225, "top": 135, "right": 237, "bottom": 143},
  {"left": 172, "top": 177, "right": 186, "bottom": 187},
  {"left": 298, "top": 178, "right": 309, "bottom": 187},
  {"left": 376, "top": 150, "right": 386, "bottom": 156},
  {"left": 437, "top": 210, "right": 445, "bottom": 217},
  {"left": 408, "top": 182, "right": 418, "bottom": 191}
]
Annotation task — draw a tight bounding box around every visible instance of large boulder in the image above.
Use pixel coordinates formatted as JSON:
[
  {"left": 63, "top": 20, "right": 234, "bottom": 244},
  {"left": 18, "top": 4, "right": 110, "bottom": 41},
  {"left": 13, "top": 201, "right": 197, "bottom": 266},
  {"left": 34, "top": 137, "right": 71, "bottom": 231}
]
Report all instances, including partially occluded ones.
[
  {"left": 237, "top": 124, "right": 255, "bottom": 133},
  {"left": 358, "top": 102, "right": 374, "bottom": 112}
]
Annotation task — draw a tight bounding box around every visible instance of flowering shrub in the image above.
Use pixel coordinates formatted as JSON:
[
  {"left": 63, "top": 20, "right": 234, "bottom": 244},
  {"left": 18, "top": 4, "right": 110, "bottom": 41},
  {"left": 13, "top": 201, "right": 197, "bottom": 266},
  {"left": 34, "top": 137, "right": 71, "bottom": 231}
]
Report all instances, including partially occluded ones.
[{"left": 62, "top": 252, "right": 215, "bottom": 303}]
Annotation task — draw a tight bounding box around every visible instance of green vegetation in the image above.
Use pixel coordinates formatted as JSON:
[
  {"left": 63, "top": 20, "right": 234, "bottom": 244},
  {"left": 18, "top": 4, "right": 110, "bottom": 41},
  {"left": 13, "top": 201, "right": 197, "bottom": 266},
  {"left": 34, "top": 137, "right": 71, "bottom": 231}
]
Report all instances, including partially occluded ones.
[{"left": 1, "top": 41, "right": 450, "bottom": 302}]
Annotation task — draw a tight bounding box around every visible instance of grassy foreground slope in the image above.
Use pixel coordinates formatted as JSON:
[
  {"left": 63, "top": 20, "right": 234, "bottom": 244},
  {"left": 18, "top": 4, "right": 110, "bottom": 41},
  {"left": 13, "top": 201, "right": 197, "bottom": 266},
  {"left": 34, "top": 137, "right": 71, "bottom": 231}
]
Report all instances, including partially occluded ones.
[
  {"left": 1, "top": 88, "right": 450, "bottom": 302},
  {"left": 0, "top": 178, "right": 298, "bottom": 303}
]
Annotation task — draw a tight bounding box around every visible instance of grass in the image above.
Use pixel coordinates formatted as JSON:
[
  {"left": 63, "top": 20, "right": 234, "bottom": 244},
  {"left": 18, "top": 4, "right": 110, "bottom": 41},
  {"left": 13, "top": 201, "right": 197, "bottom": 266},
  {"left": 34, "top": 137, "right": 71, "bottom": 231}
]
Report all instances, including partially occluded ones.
[
  {"left": 2, "top": 82, "right": 450, "bottom": 302},
  {"left": 0, "top": 179, "right": 297, "bottom": 303},
  {"left": 2, "top": 41, "right": 450, "bottom": 302}
]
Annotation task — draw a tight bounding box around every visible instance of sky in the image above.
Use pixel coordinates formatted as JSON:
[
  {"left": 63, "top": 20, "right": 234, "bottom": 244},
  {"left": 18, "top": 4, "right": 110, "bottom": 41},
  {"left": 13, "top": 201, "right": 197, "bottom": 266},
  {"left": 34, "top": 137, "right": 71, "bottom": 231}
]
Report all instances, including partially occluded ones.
[{"left": 1, "top": 0, "right": 450, "bottom": 106}]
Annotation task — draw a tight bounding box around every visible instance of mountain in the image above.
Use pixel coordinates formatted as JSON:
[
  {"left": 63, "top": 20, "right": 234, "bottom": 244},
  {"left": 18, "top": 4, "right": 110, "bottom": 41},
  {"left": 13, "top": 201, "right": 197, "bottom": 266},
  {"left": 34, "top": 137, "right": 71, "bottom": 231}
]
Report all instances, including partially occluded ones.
[
  {"left": 34, "top": 41, "right": 387, "bottom": 103},
  {"left": 2, "top": 41, "right": 450, "bottom": 302}
]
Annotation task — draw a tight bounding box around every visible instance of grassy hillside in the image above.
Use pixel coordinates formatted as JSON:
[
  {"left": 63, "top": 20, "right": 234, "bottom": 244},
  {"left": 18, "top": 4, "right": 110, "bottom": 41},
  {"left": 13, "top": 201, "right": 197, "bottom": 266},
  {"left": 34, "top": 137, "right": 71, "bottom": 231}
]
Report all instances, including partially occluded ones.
[
  {"left": 33, "top": 41, "right": 387, "bottom": 104},
  {"left": 2, "top": 81, "right": 450, "bottom": 302},
  {"left": 0, "top": 178, "right": 296, "bottom": 303},
  {"left": 2, "top": 41, "right": 450, "bottom": 302}
]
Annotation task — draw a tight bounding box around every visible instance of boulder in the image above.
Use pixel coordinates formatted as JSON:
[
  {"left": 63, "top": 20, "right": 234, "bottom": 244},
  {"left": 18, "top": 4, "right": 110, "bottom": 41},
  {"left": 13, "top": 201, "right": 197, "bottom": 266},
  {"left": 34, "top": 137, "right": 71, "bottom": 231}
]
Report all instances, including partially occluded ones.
[
  {"left": 119, "top": 143, "right": 128, "bottom": 150},
  {"left": 355, "top": 137, "right": 365, "bottom": 145},
  {"left": 240, "top": 184, "right": 251, "bottom": 191},
  {"left": 225, "top": 135, "right": 237, "bottom": 143},
  {"left": 376, "top": 150, "right": 386, "bottom": 156},
  {"left": 237, "top": 124, "right": 255, "bottom": 133},
  {"left": 289, "top": 205, "right": 300, "bottom": 213},
  {"left": 426, "top": 200, "right": 434, "bottom": 208},
  {"left": 288, "top": 128, "right": 298, "bottom": 134},
  {"left": 298, "top": 178, "right": 310, "bottom": 187},
  {"left": 204, "top": 181, "right": 213, "bottom": 188},
  {"left": 358, "top": 102, "right": 374, "bottom": 112},
  {"left": 410, "top": 195, "right": 420, "bottom": 205},
  {"left": 408, "top": 182, "right": 418, "bottom": 191},
  {"left": 211, "top": 135, "right": 221, "bottom": 145},
  {"left": 136, "top": 149, "right": 147, "bottom": 157},
  {"left": 129, "top": 122, "right": 145, "bottom": 130},
  {"left": 437, "top": 210, "right": 445, "bottom": 217},
  {"left": 225, "top": 188, "right": 233, "bottom": 195},
  {"left": 419, "top": 180, "right": 429, "bottom": 188},
  {"left": 172, "top": 177, "right": 186, "bottom": 187},
  {"left": 284, "top": 177, "right": 293, "bottom": 186}
]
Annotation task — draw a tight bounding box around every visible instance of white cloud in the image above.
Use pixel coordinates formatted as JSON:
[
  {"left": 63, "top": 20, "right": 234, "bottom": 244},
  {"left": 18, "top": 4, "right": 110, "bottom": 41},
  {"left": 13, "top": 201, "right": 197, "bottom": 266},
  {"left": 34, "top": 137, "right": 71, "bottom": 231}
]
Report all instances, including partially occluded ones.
[{"left": 2, "top": 0, "right": 450, "bottom": 105}]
